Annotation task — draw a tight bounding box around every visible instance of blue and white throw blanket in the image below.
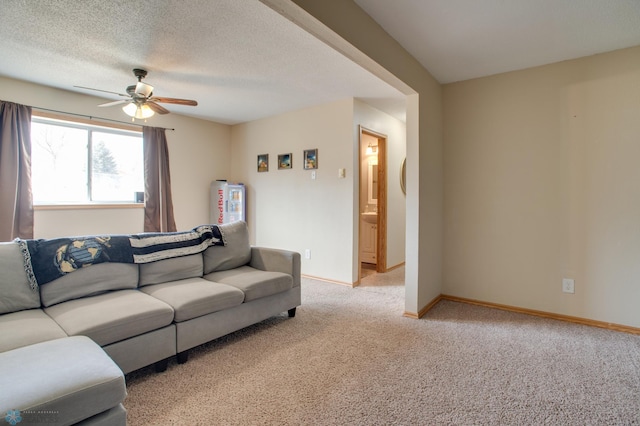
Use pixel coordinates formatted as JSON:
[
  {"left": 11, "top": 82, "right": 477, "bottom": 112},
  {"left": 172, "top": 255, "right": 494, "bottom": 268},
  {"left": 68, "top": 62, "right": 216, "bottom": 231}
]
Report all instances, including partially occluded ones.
[{"left": 17, "top": 225, "right": 225, "bottom": 290}]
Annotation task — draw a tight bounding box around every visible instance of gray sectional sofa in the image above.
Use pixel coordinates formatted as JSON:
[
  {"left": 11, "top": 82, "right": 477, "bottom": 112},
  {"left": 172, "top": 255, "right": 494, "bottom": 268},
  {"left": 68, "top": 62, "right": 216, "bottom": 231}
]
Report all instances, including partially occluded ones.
[{"left": 0, "top": 221, "right": 301, "bottom": 425}]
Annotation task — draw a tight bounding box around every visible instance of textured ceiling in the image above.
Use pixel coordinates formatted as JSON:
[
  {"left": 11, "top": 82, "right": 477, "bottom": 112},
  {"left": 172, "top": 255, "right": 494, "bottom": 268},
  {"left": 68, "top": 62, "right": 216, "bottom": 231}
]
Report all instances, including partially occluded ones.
[
  {"left": 355, "top": 0, "right": 640, "bottom": 84},
  {"left": 0, "top": 0, "right": 404, "bottom": 124},
  {"left": 2, "top": 1, "right": 640, "bottom": 125}
]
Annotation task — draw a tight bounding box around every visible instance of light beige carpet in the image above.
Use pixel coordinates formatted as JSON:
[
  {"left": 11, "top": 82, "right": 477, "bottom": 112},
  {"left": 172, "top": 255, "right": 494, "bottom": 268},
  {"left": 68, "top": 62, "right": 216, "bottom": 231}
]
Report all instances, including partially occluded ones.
[{"left": 124, "top": 273, "right": 640, "bottom": 425}]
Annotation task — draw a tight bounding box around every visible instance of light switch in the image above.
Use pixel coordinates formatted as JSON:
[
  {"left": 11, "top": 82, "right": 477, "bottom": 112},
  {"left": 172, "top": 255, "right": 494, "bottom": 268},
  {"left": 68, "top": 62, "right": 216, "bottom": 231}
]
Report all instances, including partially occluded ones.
[{"left": 338, "top": 168, "right": 346, "bottom": 178}]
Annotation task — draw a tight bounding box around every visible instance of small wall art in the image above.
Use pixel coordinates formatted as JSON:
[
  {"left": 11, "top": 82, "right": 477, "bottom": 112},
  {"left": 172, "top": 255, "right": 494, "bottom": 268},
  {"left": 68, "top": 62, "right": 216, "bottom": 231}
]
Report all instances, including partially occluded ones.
[
  {"left": 303, "top": 148, "right": 318, "bottom": 170},
  {"left": 257, "top": 154, "right": 269, "bottom": 172},
  {"left": 278, "top": 153, "right": 292, "bottom": 170}
]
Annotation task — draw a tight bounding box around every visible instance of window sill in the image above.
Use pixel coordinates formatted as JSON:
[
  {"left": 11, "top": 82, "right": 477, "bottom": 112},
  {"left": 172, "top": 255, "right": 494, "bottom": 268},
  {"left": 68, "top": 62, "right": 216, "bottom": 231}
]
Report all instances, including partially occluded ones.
[{"left": 34, "top": 203, "right": 144, "bottom": 211}]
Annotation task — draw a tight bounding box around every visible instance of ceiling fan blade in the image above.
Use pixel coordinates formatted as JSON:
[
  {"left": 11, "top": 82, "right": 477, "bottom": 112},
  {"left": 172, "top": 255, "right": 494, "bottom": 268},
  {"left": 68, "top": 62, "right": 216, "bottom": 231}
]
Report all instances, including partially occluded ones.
[
  {"left": 146, "top": 101, "right": 170, "bottom": 115},
  {"left": 74, "top": 85, "right": 129, "bottom": 97},
  {"left": 98, "top": 99, "right": 129, "bottom": 107},
  {"left": 150, "top": 97, "right": 198, "bottom": 106},
  {"left": 135, "top": 82, "right": 154, "bottom": 97}
]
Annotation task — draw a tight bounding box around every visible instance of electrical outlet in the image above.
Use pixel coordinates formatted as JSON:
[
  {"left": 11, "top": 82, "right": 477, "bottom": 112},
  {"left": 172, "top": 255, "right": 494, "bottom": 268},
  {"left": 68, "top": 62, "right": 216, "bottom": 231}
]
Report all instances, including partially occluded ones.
[
  {"left": 562, "top": 278, "right": 575, "bottom": 294},
  {"left": 305, "top": 249, "right": 311, "bottom": 259}
]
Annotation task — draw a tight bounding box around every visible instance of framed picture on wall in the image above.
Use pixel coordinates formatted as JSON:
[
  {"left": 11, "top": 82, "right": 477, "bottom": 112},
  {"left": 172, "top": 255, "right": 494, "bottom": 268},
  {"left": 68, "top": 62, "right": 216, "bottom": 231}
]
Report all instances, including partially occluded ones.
[
  {"left": 278, "top": 153, "right": 292, "bottom": 170},
  {"left": 303, "top": 149, "right": 318, "bottom": 170},
  {"left": 257, "top": 154, "right": 269, "bottom": 172}
]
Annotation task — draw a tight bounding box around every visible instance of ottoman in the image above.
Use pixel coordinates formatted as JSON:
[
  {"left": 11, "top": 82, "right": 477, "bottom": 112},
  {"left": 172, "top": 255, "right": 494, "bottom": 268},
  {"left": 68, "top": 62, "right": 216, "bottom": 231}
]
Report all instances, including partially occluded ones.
[{"left": 0, "top": 336, "right": 127, "bottom": 426}]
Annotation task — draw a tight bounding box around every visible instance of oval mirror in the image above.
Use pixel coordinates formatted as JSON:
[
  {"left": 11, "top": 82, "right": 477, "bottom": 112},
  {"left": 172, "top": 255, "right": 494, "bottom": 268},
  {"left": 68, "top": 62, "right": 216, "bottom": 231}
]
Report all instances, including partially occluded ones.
[{"left": 400, "top": 158, "right": 406, "bottom": 195}]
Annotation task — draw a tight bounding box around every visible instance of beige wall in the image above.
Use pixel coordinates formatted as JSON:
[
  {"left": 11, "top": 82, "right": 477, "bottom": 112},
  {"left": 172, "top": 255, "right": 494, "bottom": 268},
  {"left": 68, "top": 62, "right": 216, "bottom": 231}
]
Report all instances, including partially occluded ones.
[
  {"left": 230, "top": 99, "right": 355, "bottom": 283},
  {"left": 284, "top": 0, "right": 444, "bottom": 315},
  {"left": 230, "top": 98, "right": 406, "bottom": 283},
  {"left": 443, "top": 46, "right": 640, "bottom": 328},
  {"left": 229, "top": 98, "right": 406, "bottom": 284},
  {"left": 0, "top": 76, "right": 231, "bottom": 238}
]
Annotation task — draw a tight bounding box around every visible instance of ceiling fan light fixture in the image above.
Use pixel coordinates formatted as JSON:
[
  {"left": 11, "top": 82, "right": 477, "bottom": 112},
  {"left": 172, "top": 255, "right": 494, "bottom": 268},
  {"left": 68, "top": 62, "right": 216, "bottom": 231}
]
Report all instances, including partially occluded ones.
[
  {"left": 122, "top": 103, "right": 155, "bottom": 119},
  {"left": 135, "top": 81, "right": 154, "bottom": 97}
]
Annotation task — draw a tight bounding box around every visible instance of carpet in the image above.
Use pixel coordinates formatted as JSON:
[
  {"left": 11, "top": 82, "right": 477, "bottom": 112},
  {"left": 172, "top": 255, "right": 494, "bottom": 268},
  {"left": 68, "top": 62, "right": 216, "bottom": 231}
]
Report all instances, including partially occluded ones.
[{"left": 124, "top": 274, "right": 640, "bottom": 425}]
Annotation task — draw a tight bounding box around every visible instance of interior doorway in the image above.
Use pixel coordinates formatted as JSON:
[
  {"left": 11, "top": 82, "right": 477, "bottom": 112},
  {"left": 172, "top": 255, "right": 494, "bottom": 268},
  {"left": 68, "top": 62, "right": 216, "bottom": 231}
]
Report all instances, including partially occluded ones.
[{"left": 358, "top": 126, "right": 387, "bottom": 282}]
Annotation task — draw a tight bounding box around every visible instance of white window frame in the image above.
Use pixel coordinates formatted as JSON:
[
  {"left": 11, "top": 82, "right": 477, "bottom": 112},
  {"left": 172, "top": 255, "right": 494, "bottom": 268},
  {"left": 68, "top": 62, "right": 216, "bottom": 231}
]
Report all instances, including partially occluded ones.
[{"left": 31, "top": 113, "right": 144, "bottom": 208}]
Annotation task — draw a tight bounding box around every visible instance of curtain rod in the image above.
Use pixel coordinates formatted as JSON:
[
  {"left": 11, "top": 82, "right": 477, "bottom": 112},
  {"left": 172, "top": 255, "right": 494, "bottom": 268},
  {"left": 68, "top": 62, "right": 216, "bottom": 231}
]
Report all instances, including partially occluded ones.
[{"left": 31, "top": 106, "right": 175, "bottom": 131}]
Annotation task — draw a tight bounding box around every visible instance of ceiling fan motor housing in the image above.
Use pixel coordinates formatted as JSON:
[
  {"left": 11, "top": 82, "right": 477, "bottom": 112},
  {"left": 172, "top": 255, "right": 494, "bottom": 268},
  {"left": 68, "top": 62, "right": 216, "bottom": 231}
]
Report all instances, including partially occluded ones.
[{"left": 133, "top": 68, "right": 148, "bottom": 81}]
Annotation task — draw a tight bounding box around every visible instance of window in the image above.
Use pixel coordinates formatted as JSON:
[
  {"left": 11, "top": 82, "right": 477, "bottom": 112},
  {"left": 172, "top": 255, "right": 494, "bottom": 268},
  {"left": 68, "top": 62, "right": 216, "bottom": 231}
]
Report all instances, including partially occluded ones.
[{"left": 31, "top": 116, "right": 144, "bottom": 205}]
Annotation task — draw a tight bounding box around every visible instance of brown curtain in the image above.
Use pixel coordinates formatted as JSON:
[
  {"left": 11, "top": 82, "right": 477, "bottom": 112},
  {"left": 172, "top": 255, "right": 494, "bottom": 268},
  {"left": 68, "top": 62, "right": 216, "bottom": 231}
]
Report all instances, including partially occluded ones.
[
  {"left": 0, "top": 101, "right": 33, "bottom": 241},
  {"left": 143, "top": 126, "right": 177, "bottom": 232}
]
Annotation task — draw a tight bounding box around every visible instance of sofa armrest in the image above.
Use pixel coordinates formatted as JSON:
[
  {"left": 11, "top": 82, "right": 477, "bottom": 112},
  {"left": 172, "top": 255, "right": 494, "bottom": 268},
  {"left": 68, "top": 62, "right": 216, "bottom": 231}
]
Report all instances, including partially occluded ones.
[{"left": 250, "top": 247, "right": 301, "bottom": 288}]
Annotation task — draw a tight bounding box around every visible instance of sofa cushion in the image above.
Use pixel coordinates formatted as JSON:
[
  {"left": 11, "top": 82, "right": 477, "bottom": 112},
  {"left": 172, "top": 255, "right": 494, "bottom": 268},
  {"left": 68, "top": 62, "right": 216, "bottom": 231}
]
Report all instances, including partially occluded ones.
[
  {"left": 0, "top": 336, "right": 126, "bottom": 425},
  {"left": 203, "top": 221, "right": 251, "bottom": 273},
  {"left": 140, "top": 277, "right": 244, "bottom": 322},
  {"left": 0, "top": 241, "right": 41, "bottom": 314},
  {"left": 44, "top": 290, "right": 174, "bottom": 346},
  {"left": 40, "top": 263, "right": 139, "bottom": 307},
  {"left": 0, "top": 309, "right": 67, "bottom": 353},
  {"left": 139, "top": 254, "right": 203, "bottom": 287},
  {"left": 203, "top": 265, "right": 293, "bottom": 302}
]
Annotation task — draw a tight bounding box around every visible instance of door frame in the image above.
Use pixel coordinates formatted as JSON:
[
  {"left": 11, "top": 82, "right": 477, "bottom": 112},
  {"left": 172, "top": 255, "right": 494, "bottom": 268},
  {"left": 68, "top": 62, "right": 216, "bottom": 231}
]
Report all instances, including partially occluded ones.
[{"left": 358, "top": 126, "right": 387, "bottom": 278}]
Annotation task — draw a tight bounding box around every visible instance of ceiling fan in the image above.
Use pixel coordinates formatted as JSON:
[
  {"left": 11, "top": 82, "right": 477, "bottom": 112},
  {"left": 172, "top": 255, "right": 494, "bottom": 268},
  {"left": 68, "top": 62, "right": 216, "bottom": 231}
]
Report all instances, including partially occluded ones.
[{"left": 75, "top": 68, "right": 198, "bottom": 119}]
